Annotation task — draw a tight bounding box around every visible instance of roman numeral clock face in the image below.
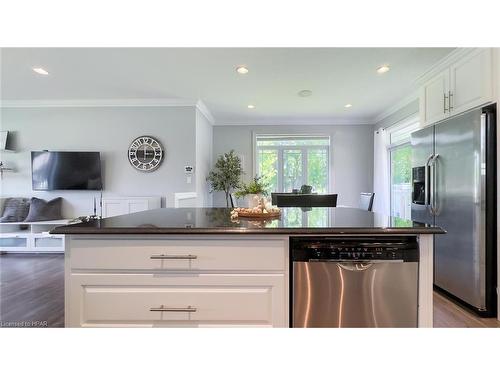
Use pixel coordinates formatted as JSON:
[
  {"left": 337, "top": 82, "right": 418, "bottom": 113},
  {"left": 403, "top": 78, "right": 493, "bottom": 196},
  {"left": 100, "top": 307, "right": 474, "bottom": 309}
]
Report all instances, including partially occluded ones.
[{"left": 128, "top": 136, "right": 164, "bottom": 172}]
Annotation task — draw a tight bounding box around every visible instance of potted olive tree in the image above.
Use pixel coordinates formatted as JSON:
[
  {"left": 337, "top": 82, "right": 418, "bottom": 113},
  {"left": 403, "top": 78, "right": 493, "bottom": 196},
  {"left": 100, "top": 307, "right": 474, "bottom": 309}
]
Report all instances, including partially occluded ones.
[
  {"left": 235, "top": 175, "right": 269, "bottom": 208},
  {"left": 206, "top": 150, "right": 243, "bottom": 208}
]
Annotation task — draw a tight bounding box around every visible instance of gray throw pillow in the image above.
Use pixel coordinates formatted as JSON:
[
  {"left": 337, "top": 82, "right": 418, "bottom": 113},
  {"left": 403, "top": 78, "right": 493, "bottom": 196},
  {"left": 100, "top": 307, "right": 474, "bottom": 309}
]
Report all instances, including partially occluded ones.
[
  {"left": 24, "top": 197, "right": 63, "bottom": 222},
  {"left": 0, "top": 198, "right": 31, "bottom": 222}
]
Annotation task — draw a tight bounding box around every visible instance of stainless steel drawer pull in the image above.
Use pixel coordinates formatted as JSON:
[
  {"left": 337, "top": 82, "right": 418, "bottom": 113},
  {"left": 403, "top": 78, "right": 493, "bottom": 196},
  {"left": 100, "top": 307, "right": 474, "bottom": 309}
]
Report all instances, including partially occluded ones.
[
  {"left": 150, "top": 254, "right": 197, "bottom": 260},
  {"left": 149, "top": 305, "right": 197, "bottom": 313}
]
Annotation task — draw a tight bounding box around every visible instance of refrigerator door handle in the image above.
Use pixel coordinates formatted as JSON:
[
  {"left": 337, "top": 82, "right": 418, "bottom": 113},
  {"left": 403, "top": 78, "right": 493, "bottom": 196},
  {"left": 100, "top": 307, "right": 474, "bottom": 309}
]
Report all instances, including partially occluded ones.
[
  {"left": 424, "top": 154, "right": 434, "bottom": 214},
  {"left": 477, "top": 113, "right": 487, "bottom": 305},
  {"left": 430, "top": 154, "right": 439, "bottom": 215}
]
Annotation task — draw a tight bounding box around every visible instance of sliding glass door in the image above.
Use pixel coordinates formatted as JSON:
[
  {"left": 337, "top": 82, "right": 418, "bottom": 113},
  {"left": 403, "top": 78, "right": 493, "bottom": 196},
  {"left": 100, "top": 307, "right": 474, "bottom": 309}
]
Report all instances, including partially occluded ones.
[
  {"left": 256, "top": 135, "right": 330, "bottom": 195},
  {"left": 390, "top": 143, "right": 412, "bottom": 220}
]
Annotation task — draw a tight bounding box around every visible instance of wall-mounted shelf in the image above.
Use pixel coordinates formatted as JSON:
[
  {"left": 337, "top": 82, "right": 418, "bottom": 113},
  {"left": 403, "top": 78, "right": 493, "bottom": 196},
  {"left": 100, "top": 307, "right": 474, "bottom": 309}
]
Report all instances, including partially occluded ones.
[{"left": 0, "top": 130, "right": 15, "bottom": 152}]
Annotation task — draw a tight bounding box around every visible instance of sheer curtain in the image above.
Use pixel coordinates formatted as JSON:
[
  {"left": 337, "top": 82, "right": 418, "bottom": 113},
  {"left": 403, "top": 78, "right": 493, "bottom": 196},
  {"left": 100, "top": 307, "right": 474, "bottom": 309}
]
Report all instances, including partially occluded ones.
[{"left": 373, "top": 128, "right": 390, "bottom": 215}]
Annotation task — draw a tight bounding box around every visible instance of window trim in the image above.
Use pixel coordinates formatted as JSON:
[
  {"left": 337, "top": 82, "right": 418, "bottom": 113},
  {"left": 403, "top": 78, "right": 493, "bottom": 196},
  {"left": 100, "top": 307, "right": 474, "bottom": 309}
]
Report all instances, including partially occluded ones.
[
  {"left": 253, "top": 133, "right": 332, "bottom": 193},
  {"left": 386, "top": 114, "right": 420, "bottom": 147}
]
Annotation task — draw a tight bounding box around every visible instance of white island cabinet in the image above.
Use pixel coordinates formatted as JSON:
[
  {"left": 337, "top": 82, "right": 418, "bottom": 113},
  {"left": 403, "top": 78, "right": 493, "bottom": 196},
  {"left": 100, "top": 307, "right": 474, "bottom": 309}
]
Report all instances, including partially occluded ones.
[
  {"left": 65, "top": 236, "right": 288, "bottom": 327},
  {"left": 63, "top": 233, "right": 436, "bottom": 328},
  {"left": 54, "top": 207, "right": 442, "bottom": 328}
]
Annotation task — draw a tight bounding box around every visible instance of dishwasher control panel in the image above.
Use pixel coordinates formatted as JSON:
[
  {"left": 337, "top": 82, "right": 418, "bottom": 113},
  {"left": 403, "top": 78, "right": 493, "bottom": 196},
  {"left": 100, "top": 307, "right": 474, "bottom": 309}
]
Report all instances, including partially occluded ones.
[{"left": 290, "top": 236, "right": 419, "bottom": 262}]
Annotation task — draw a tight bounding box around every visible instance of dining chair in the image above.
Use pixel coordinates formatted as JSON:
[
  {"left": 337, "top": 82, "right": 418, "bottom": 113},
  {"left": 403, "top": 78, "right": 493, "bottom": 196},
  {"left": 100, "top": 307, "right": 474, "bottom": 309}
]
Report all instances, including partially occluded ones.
[{"left": 275, "top": 194, "right": 338, "bottom": 208}]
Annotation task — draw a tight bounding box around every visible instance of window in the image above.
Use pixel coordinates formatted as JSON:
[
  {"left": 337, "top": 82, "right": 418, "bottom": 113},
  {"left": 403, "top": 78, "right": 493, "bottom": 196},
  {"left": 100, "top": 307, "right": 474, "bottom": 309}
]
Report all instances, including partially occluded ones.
[
  {"left": 255, "top": 135, "right": 330, "bottom": 194},
  {"left": 390, "top": 143, "right": 412, "bottom": 220},
  {"left": 388, "top": 117, "right": 419, "bottom": 220}
]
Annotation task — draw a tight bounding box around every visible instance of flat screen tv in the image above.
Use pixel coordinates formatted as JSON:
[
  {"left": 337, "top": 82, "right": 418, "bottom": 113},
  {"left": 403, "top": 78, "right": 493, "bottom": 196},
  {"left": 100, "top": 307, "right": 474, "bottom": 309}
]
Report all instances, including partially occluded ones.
[{"left": 31, "top": 151, "right": 103, "bottom": 191}]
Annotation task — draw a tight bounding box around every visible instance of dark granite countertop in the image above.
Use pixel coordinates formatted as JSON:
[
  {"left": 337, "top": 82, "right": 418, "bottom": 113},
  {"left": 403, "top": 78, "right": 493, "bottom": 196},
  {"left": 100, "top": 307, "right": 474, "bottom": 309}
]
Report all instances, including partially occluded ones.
[{"left": 51, "top": 207, "right": 445, "bottom": 235}]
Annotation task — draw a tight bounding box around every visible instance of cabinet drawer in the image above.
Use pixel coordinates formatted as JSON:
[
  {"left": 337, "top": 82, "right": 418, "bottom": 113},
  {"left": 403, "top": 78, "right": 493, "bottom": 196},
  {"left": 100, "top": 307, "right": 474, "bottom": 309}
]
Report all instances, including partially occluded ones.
[
  {"left": 70, "top": 238, "right": 286, "bottom": 271},
  {"left": 69, "top": 273, "right": 285, "bottom": 327}
]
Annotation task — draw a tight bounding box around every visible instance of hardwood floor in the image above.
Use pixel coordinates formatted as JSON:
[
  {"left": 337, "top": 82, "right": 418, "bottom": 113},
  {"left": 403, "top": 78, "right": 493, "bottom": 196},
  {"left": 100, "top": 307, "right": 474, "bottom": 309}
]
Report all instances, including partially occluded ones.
[
  {"left": 0, "top": 253, "right": 498, "bottom": 328},
  {"left": 433, "top": 290, "right": 500, "bottom": 328},
  {"left": 0, "top": 253, "right": 64, "bottom": 327}
]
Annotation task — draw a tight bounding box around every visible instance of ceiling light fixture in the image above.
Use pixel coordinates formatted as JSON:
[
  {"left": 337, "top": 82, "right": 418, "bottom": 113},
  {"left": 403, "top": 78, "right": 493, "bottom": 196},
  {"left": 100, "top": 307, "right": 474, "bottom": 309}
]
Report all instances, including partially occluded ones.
[
  {"left": 32, "top": 67, "right": 49, "bottom": 75},
  {"left": 376, "top": 65, "right": 390, "bottom": 74},
  {"left": 236, "top": 66, "right": 249, "bottom": 75},
  {"left": 344, "top": 104, "right": 352, "bottom": 108},
  {"left": 247, "top": 104, "right": 255, "bottom": 109},
  {"left": 298, "top": 89, "right": 312, "bottom": 97}
]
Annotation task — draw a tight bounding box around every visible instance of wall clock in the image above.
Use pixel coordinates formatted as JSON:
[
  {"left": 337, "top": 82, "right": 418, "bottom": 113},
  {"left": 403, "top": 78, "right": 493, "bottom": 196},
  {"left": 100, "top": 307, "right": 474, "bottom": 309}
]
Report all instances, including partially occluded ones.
[{"left": 128, "top": 136, "right": 164, "bottom": 172}]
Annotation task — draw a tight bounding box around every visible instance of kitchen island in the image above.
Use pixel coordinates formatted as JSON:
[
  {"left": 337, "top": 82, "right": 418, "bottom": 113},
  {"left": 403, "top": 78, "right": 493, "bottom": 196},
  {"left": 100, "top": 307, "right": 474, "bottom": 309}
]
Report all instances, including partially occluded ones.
[{"left": 51, "top": 207, "right": 444, "bottom": 328}]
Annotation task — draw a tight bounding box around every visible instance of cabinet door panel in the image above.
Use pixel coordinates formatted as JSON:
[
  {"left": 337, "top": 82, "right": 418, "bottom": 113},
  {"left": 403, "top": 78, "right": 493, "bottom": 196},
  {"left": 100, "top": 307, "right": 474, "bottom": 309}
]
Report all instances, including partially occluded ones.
[
  {"left": 450, "top": 49, "right": 492, "bottom": 114},
  {"left": 101, "top": 200, "right": 127, "bottom": 218},
  {"left": 127, "top": 200, "right": 149, "bottom": 213},
  {"left": 68, "top": 273, "right": 286, "bottom": 327},
  {"left": 421, "top": 70, "right": 449, "bottom": 126}
]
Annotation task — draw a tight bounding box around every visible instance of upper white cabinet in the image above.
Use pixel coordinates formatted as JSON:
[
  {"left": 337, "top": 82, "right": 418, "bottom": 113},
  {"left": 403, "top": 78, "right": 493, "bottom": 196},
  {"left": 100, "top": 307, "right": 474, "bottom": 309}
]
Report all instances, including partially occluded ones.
[
  {"left": 449, "top": 49, "right": 492, "bottom": 114},
  {"left": 420, "top": 70, "right": 450, "bottom": 125},
  {"left": 420, "top": 49, "right": 493, "bottom": 127}
]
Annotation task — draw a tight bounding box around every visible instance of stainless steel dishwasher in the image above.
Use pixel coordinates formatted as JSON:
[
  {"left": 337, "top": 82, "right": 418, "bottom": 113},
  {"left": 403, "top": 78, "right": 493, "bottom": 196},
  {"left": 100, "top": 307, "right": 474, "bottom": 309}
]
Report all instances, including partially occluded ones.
[{"left": 291, "top": 237, "right": 419, "bottom": 328}]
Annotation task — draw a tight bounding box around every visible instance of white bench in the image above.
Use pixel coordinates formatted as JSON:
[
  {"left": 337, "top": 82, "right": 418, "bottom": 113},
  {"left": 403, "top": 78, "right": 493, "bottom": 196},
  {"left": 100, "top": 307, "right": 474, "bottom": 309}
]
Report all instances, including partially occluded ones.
[{"left": 0, "top": 198, "right": 70, "bottom": 253}]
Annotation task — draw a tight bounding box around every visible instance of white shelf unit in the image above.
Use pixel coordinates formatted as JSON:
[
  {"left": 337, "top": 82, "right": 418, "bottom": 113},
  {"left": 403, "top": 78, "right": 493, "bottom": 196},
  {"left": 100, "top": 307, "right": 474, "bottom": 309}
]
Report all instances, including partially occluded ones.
[
  {"left": 0, "top": 220, "right": 70, "bottom": 253},
  {"left": 101, "top": 196, "right": 161, "bottom": 218}
]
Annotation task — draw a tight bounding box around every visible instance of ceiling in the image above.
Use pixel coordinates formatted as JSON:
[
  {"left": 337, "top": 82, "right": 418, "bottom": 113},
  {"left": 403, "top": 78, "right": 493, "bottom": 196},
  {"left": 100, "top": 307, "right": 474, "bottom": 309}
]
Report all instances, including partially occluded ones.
[{"left": 0, "top": 48, "right": 455, "bottom": 124}]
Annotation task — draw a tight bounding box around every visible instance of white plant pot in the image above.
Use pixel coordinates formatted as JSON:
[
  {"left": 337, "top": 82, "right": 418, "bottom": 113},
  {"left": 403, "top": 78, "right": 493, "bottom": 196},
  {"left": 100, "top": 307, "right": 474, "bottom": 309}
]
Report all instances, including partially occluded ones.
[{"left": 245, "top": 194, "right": 263, "bottom": 209}]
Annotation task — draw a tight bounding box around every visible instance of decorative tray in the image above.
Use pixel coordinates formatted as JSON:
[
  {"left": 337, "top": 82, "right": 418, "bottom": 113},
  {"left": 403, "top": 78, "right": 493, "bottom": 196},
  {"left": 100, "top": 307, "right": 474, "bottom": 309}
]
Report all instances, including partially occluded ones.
[
  {"left": 230, "top": 207, "right": 281, "bottom": 220},
  {"left": 236, "top": 211, "right": 281, "bottom": 219}
]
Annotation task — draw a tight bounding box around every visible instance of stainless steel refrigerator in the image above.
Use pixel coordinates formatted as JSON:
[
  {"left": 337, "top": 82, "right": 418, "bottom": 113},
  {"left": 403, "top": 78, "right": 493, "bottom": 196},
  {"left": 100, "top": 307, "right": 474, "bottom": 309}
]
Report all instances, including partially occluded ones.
[{"left": 411, "top": 104, "right": 497, "bottom": 316}]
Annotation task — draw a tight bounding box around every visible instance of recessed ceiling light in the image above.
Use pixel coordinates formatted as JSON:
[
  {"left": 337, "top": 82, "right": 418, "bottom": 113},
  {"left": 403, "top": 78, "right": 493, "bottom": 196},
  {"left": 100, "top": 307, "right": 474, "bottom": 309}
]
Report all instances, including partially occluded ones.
[
  {"left": 298, "top": 89, "right": 312, "bottom": 97},
  {"left": 344, "top": 104, "right": 352, "bottom": 108},
  {"left": 236, "top": 66, "right": 249, "bottom": 74},
  {"left": 376, "top": 65, "right": 390, "bottom": 74},
  {"left": 32, "top": 67, "right": 49, "bottom": 75},
  {"left": 247, "top": 104, "right": 255, "bottom": 109}
]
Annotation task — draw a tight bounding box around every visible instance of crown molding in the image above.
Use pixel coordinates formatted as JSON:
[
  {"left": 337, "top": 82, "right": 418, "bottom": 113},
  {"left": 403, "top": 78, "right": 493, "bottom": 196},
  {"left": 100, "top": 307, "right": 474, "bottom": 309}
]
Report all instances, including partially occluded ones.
[
  {"left": 372, "top": 91, "right": 419, "bottom": 125},
  {"left": 0, "top": 98, "right": 372, "bottom": 126},
  {"left": 213, "top": 117, "right": 374, "bottom": 126},
  {"left": 195, "top": 100, "right": 215, "bottom": 124},
  {"left": 0, "top": 98, "right": 198, "bottom": 108},
  {"left": 413, "top": 47, "right": 478, "bottom": 87},
  {"left": 1, "top": 97, "right": 216, "bottom": 125}
]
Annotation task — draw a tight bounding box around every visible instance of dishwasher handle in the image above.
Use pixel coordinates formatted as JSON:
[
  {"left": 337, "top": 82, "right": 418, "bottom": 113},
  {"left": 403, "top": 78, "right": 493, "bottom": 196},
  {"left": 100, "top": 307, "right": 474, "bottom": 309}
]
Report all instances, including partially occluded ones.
[
  {"left": 337, "top": 262, "right": 374, "bottom": 271},
  {"left": 336, "top": 260, "right": 404, "bottom": 271},
  {"left": 308, "top": 259, "right": 404, "bottom": 264}
]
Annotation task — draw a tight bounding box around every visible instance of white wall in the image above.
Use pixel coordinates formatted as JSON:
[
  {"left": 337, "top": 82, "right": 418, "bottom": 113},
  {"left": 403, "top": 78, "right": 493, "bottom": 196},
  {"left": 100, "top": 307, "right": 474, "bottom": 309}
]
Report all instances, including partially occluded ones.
[
  {"left": 0, "top": 105, "right": 212, "bottom": 217},
  {"left": 195, "top": 109, "right": 213, "bottom": 207},
  {"left": 212, "top": 124, "right": 374, "bottom": 207}
]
